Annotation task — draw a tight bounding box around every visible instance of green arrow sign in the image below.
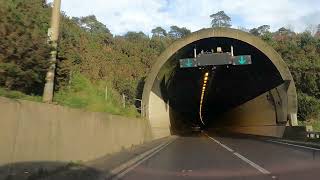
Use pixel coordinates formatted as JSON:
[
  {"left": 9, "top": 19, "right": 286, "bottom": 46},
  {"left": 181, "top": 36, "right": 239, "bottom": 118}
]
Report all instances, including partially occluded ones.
[
  {"left": 180, "top": 58, "right": 197, "bottom": 68},
  {"left": 186, "top": 59, "right": 193, "bottom": 67},
  {"left": 238, "top": 56, "right": 246, "bottom": 65},
  {"left": 232, "top": 55, "right": 252, "bottom": 65}
]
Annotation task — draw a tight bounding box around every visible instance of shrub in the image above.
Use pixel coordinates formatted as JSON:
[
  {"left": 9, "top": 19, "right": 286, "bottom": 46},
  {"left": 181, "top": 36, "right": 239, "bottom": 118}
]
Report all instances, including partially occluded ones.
[{"left": 297, "top": 92, "right": 320, "bottom": 121}]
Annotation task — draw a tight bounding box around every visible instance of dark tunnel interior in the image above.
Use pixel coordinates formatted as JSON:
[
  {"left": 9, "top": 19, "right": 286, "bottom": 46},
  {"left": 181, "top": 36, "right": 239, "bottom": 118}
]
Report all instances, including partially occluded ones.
[{"left": 158, "top": 37, "right": 285, "bottom": 134}]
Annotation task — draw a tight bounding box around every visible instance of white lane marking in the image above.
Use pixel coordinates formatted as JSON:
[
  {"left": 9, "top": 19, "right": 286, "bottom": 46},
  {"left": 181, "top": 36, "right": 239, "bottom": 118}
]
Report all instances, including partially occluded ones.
[
  {"left": 111, "top": 138, "right": 176, "bottom": 179},
  {"left": 267, "top": 140, "right": 320, "bottom": 151},
  {"left": 206, "top": 134, "right": 271, "bottom": 175},
  {"left": 233, "top": 152, "right": 270, "bottom": 174},
  {"left": 207, "top": 136, "right": 234, "bottom": 152}
]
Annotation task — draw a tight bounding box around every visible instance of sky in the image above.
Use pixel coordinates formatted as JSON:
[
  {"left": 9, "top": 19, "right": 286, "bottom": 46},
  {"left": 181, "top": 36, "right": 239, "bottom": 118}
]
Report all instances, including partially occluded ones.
[{"left": 47, "top": 0, "right": 320, "bottom": 35}]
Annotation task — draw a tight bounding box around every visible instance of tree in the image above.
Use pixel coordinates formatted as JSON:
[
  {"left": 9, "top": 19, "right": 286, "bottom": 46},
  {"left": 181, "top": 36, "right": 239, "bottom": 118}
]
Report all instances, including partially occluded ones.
[
  {"left": 305, "top": 24, "right": 319, "bottom": 36},
  {"left": 72, "top": 15, "right": 111, "bottom": 35},
  {"left": 300, "top": 73, "right": 320, "bottom": 97},
  {"left": 249, "top": 25, "right": 270, "bottom": 36},
  {"left": 168, "top": 26, "right": 191, "bottom": 39},
  {"left": 151, "top": 27, "right": 167, "bottom": 37},
  {"left": 273, "top": 27, "right": 296, "bottom": 41},
  {"left": 259, "top": 25, "right": 270, "bottom": 35},
  {"left": 124, "top": 31, "right": 148, "bottom": 41},
  {"left": 299, "top": 31, "right": 315, "bottom": 49},
  {"left": 276, "top": 27, "right": 295, "bottom": 36},
  {"left": 0, "top": 0, "right": 50, "bottom": 94},
  {"left": 210, "top": 11, "right": 231, "bottom": 28}
]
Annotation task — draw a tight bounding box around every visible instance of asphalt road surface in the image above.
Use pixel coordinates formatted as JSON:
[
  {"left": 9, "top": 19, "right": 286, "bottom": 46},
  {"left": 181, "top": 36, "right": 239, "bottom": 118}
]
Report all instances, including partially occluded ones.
[{"left": 120, "top": 133, "right": 320, "bottom": 180}]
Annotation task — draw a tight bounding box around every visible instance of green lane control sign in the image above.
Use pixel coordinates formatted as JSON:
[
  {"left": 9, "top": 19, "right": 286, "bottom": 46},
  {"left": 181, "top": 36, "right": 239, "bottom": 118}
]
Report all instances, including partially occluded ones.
[
  {"left": 232, "top": 55, "right": 252, "bottom": 65},
  {"left": 239, "top": 56, "right": 246, "bottom": 64},
  {"left": 180, "top": 58, "right": 197, "bottom": 68}
]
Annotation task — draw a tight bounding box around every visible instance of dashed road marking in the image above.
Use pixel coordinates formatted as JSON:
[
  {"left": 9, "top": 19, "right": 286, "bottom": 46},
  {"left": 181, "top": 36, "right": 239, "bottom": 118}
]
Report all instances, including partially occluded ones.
[
  {"left": 207, "top": 136, "right": 234, "bottom": 152},
  {"left": 233, "top": 152, "right": 270, "bottom": 174},
  {"left": 206, "top": 134, "right": 271, "bottom": 175}
]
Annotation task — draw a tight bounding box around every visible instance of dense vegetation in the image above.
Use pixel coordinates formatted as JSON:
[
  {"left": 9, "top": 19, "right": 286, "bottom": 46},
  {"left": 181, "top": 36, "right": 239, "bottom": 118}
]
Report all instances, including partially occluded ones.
[{"left": 0, "top": 1, "right": 320, "bottom": 126}]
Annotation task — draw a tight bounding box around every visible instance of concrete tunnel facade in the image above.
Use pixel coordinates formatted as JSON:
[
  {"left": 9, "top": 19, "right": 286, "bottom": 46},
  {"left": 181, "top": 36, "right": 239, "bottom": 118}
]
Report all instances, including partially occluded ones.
[{"left": 142, "top": 28, "right": 298, "bottom": 139}]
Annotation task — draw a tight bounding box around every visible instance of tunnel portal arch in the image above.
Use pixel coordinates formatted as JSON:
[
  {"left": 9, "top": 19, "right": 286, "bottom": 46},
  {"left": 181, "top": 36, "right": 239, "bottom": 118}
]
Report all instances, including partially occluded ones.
[{"left": 142, "top": 28, "right": 297, "bottom": 139}]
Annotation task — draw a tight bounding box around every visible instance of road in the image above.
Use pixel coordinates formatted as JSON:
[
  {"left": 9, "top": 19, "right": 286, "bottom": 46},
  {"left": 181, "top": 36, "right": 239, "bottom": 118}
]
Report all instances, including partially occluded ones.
[{"left": 119, "top": 133, "right": 320, "bottom": 180}]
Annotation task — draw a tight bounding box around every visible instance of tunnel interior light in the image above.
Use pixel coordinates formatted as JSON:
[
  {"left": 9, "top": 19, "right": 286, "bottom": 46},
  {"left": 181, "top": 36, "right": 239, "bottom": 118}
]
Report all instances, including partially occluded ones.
[{"left": 199, "top": 72, "right": 209, "bottom": 126}]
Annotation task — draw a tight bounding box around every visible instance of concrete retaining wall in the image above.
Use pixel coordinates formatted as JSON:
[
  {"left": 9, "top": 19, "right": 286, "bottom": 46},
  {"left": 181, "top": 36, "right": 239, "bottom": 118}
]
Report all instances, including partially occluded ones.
[{"left": 0, "top": 97, "right": 152, "bottom": 166}]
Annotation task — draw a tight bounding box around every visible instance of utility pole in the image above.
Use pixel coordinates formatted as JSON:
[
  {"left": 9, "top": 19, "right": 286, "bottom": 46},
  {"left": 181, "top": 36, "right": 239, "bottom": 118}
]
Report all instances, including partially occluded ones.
[{"left": 43, "top": 0, "right": 61, "bottom": 103}]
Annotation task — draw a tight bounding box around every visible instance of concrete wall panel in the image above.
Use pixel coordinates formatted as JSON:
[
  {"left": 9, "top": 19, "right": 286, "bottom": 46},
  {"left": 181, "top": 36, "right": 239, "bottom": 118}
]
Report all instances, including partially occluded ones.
[{"left": 0, "top": 97, "right": 152, "bottom": 166}]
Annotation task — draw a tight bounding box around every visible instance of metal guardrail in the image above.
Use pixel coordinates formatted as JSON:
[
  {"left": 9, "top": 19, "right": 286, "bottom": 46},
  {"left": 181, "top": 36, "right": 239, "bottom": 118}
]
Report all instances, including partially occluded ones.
[{"left": 307, "top": 131, "right": 320, "bottom": 139}]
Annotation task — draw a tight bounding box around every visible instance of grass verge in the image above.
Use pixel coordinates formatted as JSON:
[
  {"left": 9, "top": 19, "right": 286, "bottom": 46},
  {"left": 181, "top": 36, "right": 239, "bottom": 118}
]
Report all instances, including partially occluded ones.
[
  {"left": 0, "top": 73, "right": 139, "bottom": 118},
  {"left": 0, "top": 88, "right": 42, "bottom": 102},
  {"left": 53, "top": 73, "right": 139, "bottom": 118}
]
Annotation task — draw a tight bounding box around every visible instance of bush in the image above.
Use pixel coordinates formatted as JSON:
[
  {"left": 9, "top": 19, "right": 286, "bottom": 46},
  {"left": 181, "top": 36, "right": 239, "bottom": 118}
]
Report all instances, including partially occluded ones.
[{"left": 298, "top": 92, "right": 320, "bottom": 121}]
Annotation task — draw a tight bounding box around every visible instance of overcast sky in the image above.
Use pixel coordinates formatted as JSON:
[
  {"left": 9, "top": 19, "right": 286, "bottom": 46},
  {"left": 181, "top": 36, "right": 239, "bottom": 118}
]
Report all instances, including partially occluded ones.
[{"left": 47, "top": 0, "right": 320, "bottom": 35}]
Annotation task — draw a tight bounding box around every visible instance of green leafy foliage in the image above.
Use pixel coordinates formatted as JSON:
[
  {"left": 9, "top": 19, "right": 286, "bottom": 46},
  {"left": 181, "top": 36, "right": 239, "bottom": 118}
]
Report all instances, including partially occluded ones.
[
  {"left": 54, "top": 72, "right": 138, "bottom": 117},
  {"left": 210, "top": 11, "right": 232, "bottom": 28},
  {"left": 151, "top": 26, "right": 167, "bottom": 37},
  {"left": 168, "top": 26, "right": 191, "bottom": 39},
  {"left": 297, "top": 93, "right": 320, "bottom": 121},
  {"left": 249, "top": 25, "right": 270, "bottom": 36},
  {"left": 0, "top": 0, "right": 50, "bottom": 94}
]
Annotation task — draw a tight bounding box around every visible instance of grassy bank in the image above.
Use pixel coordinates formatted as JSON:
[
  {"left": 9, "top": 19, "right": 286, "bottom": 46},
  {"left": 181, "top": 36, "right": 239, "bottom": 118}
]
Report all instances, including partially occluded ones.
[
  {"left": 0, "top": 73, "right": 139, "bottom": 118},
  {"left": 0, "top": 88, "right": 42, "bottom": 102},
  {"left": 54, "top": 73, "right": 139, "bottom": 118}
]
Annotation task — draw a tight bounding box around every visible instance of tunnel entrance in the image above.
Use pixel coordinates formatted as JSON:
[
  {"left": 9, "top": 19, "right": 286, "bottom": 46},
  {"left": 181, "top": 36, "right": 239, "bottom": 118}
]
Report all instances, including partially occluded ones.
[{"left": 142, "top": 28, "right": 297, "bottom": 139}]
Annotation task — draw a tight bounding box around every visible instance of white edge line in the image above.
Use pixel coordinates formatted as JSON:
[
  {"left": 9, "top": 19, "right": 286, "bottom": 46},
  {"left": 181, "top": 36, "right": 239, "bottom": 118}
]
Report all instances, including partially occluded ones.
[
  {"left": 110, "top": 138, "right": 176, "bottom": 179},
  {"left": 206, "top": 134, "right": 270, "bottom": 175},
  {"left": 267, "top": 140, "right": 320, "bottom": 151}
]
